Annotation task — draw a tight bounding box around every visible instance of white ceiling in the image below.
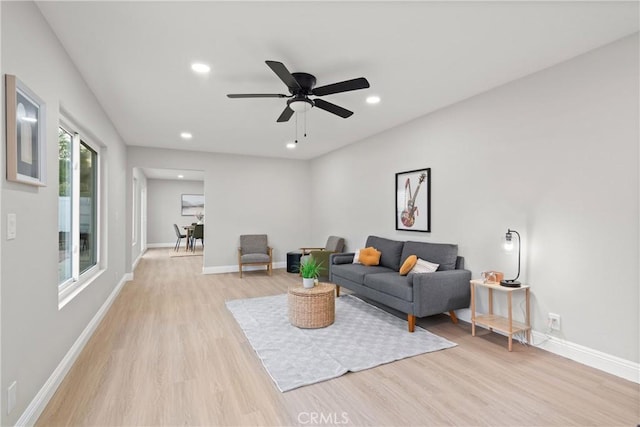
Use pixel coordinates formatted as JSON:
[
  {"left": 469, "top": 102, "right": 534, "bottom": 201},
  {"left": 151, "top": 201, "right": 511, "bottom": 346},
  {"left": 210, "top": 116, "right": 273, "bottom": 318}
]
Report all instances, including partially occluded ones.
[
  {"left": 141, "top": 168, "right": 204, "bottom": 181},
  {"left": 37, "top": 1, "right": 639, "bottom": 160}
]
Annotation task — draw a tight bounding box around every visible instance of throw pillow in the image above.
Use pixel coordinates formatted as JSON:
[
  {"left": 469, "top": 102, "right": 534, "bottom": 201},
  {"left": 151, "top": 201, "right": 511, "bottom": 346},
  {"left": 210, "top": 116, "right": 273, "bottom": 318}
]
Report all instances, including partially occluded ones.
[
  {"left": 399, "top": 255, "right": 418, "bottom": 276},
  {"left": 411, "top": 258, "right": 439, "bottom": 274},
  {"left": 352, "top": 249, "right": 361, "bottom": 264},
  {"left": 359, "top": 247, "right": 381, "bottom": 266}
]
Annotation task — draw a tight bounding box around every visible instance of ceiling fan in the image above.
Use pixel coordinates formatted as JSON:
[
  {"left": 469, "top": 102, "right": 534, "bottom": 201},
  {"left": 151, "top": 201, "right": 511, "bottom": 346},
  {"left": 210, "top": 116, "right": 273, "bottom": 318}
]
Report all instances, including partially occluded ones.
[{"left": 227, "top": 60, "right": 370, "bottom": 122}]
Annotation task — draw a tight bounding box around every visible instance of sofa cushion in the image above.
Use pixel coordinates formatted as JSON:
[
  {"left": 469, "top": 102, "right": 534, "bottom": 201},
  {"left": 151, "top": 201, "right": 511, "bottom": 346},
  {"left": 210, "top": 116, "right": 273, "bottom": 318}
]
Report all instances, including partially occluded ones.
[
  {"left": 359, "top": 247, "right": 381, "bottom": 266},
  {"left": 411, "top": 258, "right": 439, "bottom": 274},
  {"left": 364, "top": 272, "right": 413, "bottom": 302},
  {"left": 331, "top": 264, "right": 394, "bottom": 283},
  {"left": 399, "top": 255, "right": 417, "bottom": 276},
  {"left": 401, "top": 241, "right": 458, "bottom": 271},
  {"left": 365, "top": 236, "right": 404, "bottom": 271}
]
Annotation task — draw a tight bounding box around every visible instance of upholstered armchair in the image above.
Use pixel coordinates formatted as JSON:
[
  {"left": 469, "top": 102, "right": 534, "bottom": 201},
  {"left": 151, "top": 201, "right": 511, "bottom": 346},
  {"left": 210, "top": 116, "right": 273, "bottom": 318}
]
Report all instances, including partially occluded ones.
[
  {"left": 300, "top": 236, "right": 345, "bottom": 280},
  {"left": 238, "top": 234, "right": 273, "bottom": 278}
]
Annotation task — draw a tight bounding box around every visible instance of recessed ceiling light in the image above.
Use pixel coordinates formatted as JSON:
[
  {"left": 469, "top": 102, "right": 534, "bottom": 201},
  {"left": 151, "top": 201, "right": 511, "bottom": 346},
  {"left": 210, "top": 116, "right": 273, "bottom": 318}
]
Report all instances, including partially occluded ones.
[
  {"left": 191, "top": 63, "right": 211, "bottom": 74},
  {"left": 286, "top": 142, "right": 296, "bottom": 149},
  {"left": 366, "top": 95, "right": 381, "bottom": 104},
  {"left": 177, "top": 175, "right": 184, "bottom": 179},
  {"left": 180, "top": 132, "right": 192, "bottom": 140}
]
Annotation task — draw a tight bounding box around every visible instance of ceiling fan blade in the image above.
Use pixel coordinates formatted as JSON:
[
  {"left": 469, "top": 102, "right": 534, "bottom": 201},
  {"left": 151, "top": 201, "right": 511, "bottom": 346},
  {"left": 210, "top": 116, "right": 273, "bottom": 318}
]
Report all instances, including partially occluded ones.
[
  {"left": 277, "top": 106, "right": 295, "bottom": 122},
  {"left": 312, "top": 77, "right": 370, "bottom": 96},
  {"left": 227, "top": 93, "right": 288, "bottom": 98},
  {"left": 313, "top": 99, "right": 353, "bottom": 118},
  {"left": 266, "top": 60, "right": 301, "bottom": 91}
]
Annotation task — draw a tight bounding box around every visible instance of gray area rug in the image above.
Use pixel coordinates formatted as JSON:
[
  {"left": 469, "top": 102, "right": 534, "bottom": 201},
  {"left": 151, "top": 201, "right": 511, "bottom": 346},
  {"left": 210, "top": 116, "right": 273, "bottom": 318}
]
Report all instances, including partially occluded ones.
[{"left": 226, "top": 293, "right": 457, "bottom": 392}]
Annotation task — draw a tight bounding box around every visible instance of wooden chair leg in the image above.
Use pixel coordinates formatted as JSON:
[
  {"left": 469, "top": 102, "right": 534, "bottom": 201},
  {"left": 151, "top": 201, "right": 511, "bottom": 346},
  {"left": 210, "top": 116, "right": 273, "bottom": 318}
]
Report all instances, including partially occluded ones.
[
  {"left": 449, "top": 310, "right": 459, "bottom": 324},
  {"left": 335, "top": 285, "right": 340, "bottom": 297},
  {"left": 408, "top": 314, "right": 416, "bottom": 332},
  {"left": 239, "top": 264, "right": 243, "bottom": 278}
]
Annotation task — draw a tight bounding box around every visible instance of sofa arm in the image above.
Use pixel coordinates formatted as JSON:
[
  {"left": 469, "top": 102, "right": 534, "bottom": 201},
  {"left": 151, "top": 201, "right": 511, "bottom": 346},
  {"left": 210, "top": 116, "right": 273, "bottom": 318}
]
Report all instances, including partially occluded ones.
[
  {"left": 330, "top": 252, "right": 355, "bottom": 265},
  {"left": 411, "top": 269, "right": 472, "bottom": 317}
]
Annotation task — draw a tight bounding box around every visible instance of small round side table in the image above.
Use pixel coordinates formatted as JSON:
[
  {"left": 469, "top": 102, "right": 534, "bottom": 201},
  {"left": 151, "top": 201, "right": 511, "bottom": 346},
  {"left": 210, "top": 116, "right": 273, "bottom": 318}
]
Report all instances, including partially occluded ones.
[{"left": 288, "top": 283, "right": 336, "bottom": 328}]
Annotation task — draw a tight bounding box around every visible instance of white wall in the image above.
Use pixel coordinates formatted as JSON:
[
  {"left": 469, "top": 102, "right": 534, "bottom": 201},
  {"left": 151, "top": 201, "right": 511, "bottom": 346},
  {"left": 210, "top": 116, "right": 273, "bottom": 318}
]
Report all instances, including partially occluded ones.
[
  {"left": 311, "top": 34, "right": 639, "bottom": 363},
  {"left": 147, "top": 179, "right": 204, "bottom": 245},
  {"left": 1, "top": 2, "right": 129, "bottom": 425},
  {"left": 130, "top": 167, "right": 147, "bottom": 266},
  {"left": 126, "top": 147, "right": 312, "bottom": 270}
]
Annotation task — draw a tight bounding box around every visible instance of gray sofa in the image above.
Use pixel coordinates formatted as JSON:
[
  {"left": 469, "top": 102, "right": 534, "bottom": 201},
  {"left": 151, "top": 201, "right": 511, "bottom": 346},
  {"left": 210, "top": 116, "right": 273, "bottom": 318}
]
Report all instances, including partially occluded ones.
[{"left": 329, "top": 235, "right": 471, "bottom": 332}]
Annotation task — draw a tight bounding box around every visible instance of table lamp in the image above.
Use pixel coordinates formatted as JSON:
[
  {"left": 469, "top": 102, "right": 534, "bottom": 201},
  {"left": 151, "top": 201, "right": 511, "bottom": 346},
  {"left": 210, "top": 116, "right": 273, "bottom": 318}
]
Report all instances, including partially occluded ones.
[{"left": 501, "top": 229, "right": 521, "bottom": 288}]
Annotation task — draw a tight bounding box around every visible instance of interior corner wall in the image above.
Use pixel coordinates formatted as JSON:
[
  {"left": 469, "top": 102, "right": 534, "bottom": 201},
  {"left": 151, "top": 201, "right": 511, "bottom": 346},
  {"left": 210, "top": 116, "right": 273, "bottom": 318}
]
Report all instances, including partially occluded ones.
[
  {"left": 1, "top": 2, "right": 129, "bottom": 425},
  {"left": 126, "top": 147, "right": 312, "bottom": 270},
  {"left": 310, "top": 34, "right": 639, "bottom": 364},
  {"left": 147, "top": 179, "right": 204, "bottom": 246}
]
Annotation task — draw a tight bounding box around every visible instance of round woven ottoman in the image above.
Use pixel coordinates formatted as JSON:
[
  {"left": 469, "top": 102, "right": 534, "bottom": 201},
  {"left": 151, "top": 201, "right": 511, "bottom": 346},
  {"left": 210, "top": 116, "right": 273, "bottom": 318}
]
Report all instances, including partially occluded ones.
[{"left": 288, "top": 283, "right": 336, "bottom": 328}]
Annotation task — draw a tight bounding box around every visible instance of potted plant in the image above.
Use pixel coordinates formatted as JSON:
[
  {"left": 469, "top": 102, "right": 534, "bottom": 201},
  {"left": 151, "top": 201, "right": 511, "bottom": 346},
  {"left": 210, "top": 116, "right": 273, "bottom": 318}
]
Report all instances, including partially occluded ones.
[{"left": 299, "top": 258, "right": 323, "bottom": 288}]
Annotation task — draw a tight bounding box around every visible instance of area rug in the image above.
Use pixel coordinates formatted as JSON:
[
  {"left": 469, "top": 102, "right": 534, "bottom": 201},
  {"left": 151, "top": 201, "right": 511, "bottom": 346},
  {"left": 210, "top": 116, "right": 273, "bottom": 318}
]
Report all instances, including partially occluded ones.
[
  {"left": 169, "top": 248, "right": 203, "bottom": 257},
  {"left": 226, "top": 293, "right": 456, "bottom": 392}
]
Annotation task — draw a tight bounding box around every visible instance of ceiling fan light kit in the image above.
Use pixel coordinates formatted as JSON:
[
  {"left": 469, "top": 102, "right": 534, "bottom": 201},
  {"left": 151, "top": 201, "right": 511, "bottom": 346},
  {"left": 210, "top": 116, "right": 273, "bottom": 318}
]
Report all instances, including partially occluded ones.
[
  {"left": 288, "top": 97, "right": 313, "bottom": 113},
  {"left": 227, "top": 60, "right": 370, "bottom": 125}
]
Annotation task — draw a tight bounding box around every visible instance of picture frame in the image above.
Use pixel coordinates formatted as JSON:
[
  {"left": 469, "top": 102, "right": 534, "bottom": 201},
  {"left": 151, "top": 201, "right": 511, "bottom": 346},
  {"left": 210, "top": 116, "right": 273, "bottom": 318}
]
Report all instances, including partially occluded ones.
[
  {"left": 181, "top": 194, "right": 204, "bottom": 216},
  {"left": 5, "top": 74, "right": 46, "bottom": 186},
  {"left": 395, "top": 168, "right": 431, "bottom": 232}
]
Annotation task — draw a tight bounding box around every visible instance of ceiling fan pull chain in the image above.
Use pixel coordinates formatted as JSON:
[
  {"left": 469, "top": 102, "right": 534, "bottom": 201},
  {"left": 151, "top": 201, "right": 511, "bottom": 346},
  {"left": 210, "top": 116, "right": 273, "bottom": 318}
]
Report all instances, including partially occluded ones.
[
  {"left": 295, "top": 112, "right": 298, "bottom": 143},
  {"left": 304, "top": 111, "right": 307, "bottom": 138}
]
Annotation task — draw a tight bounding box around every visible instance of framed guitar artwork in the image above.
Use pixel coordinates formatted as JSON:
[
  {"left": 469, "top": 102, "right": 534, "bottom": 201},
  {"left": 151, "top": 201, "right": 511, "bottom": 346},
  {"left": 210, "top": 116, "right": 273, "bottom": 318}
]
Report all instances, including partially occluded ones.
[{"left": 395, "top": 168, "right": 431, "bottom": 232}]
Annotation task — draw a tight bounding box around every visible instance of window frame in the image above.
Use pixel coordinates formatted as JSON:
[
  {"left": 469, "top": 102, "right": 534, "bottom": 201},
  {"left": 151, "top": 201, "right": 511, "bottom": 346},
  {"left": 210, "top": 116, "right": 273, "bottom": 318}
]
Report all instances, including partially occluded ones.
[{"left": 58, "top": 117, "right": 103, "bottom": 307}]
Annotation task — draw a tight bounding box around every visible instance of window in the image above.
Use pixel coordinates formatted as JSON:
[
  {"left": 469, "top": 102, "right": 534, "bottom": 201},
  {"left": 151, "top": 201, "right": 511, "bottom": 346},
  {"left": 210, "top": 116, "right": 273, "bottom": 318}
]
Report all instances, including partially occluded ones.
[{"left": 58, "top": 123, "right": 100, "bottom": 303}]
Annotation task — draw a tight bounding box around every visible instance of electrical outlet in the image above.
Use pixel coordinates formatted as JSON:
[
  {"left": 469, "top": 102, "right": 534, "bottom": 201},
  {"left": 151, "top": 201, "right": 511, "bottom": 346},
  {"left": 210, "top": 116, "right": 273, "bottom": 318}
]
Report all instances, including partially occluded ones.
[
  {"left": 548, "top": 313, "right": 561, "bottom": 331},
  {"left": 7, "top": 213, "right": 16, "bottom": 240}
]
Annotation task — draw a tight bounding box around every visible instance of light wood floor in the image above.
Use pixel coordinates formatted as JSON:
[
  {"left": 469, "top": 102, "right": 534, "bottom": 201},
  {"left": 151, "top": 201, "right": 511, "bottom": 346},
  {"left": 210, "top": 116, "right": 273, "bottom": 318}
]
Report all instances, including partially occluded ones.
[{"left": 37, "top": 249, "right": 639, "bottom": 426}]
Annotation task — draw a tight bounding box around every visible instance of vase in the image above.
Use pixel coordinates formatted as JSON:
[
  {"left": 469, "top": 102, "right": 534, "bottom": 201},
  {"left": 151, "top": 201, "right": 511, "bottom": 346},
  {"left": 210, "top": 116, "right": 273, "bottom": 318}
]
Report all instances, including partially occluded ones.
[{"left": 302, "top": 278, "right": 315, "bottom": 289}]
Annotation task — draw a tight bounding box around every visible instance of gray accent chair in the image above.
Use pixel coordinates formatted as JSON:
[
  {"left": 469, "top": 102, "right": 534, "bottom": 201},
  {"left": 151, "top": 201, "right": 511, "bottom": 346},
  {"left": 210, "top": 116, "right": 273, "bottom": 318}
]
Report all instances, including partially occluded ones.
[
  {"left": 300, "top": 236, "right": 345, "bottom": 280},
  {"left": 330, "top": 235, "right": 471, "bottom": 332},
  {"left": 238, "top": 234, "right": 273, "bottom": 278}
]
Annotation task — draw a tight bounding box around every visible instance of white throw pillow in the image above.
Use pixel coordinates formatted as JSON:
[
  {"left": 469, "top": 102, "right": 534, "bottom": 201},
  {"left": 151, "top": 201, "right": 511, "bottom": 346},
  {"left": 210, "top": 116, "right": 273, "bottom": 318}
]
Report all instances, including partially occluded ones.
[
  {"left": 411, "top": 258, "right": 439, "bottom": 274},
  {"left": 352, "top": 250, "right": 361, "bottom": 264}
]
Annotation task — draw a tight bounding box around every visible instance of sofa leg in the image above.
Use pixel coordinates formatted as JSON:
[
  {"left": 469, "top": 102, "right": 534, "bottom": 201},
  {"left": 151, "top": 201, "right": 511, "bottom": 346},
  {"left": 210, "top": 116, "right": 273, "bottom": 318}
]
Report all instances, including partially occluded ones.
[
  {"left": 449, "top": 310, "right": 458, "bottom": 323},
  {"left": 335, "top": 285, "right": 340, "bottom": 297},
  {"left": 408, "top": 314, "right": 416, "bottom": 332}
]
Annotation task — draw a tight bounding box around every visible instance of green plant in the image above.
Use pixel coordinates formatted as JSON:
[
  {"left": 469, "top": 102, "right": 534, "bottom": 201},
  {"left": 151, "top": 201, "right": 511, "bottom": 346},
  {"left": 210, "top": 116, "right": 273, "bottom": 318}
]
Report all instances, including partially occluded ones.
[{"left": 299, "top": 257, "right": 324, "bottom": 279}]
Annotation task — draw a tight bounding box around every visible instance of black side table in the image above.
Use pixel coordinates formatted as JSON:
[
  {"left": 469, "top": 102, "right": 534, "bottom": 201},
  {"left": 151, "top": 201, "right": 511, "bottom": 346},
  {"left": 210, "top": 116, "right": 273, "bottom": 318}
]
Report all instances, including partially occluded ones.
[{"left": 286, "top": 251, "right": 303, "bottom": 273}]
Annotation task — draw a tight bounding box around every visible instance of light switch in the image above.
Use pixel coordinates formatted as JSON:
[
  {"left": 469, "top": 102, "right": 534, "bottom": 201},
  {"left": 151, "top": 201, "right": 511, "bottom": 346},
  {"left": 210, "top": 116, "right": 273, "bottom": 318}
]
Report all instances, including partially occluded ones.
[{"left": 7, "top": 213, "right": 16, "bottom": 240}]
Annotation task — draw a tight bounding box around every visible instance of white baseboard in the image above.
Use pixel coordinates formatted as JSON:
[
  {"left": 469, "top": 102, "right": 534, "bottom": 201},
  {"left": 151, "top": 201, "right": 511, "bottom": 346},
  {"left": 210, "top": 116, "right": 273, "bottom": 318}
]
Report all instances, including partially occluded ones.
[
  {"left": 202, "top": 261, "right": 286, "bottom": 275},
  {"left": 453, "top": 309, "right": 639, "bottom": 384},
  {"left": 131, "top": 250, "right": 144, "bottom": 272},
  {"left": 16, "top": 273, "right": 130, "bottom": 426},
  {"left": 530, "top": 331, "right": 639, "bottom": 383}
]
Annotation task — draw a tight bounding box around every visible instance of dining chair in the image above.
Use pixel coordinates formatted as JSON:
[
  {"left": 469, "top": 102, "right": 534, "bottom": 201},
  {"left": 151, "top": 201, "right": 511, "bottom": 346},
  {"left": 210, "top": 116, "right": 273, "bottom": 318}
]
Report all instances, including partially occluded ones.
[
  {"left": 191, "top": 224, "right": 204, "bottom": 252},
  {"left": 173, "top": 224, "right": 187, "bottom": 251}
]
